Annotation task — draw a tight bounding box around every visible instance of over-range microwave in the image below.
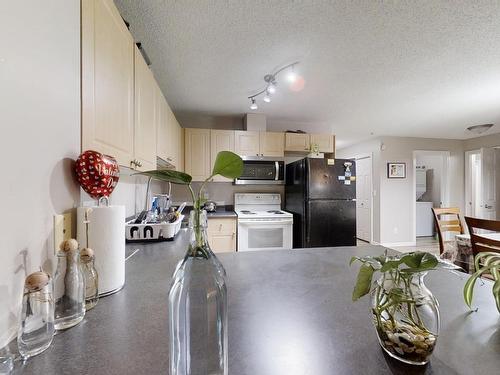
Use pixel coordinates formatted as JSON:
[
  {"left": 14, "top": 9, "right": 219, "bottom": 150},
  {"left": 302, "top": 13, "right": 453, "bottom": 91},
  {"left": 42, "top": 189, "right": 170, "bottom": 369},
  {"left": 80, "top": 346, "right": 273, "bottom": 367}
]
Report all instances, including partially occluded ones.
[{"left": 234, "top": 156, "right": 285, "bottom": 185}]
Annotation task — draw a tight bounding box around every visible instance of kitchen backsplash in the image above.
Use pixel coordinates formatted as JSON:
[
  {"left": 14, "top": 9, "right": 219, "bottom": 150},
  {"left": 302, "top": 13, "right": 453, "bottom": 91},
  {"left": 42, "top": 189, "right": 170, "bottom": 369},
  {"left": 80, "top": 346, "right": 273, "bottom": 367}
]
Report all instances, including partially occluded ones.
[{"left": 170, "top": 182, "right": 284, "bottom": 206}]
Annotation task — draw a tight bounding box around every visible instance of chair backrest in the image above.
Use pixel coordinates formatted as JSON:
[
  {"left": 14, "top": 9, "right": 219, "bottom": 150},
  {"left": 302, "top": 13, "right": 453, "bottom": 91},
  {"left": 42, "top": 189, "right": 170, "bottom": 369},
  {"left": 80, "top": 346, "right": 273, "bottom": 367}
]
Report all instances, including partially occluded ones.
[
  {"left": 431, "top": 207, "right": 464, "bottom": 254},
  {"left": 464, "top": 216, "right": 500, "bottom": 255}
]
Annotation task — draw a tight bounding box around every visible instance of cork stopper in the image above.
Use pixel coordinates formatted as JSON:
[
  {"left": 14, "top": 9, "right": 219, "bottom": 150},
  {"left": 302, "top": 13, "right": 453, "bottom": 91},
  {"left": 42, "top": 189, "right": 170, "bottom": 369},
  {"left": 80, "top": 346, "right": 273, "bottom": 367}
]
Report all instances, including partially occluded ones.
[
  {"left": 25, "top": 271, "right": 50, "bottom": 292},
  {"left": 80, "top": 247, "right": 95, "bottom": 262},
  {"left": 59, "top": 238, "right": 79, "bottom": 252}
]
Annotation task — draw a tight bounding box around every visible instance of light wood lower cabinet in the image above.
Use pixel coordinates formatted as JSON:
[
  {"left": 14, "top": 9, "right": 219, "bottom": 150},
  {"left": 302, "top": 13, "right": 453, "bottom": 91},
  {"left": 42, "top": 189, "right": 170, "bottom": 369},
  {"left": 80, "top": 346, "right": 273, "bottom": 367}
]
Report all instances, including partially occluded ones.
[
  {"left": 82, "top": 0, "right": 135, "bottom": 167},
  {"left": 207, "top": 217, "right": 236, "bottom": 253}
]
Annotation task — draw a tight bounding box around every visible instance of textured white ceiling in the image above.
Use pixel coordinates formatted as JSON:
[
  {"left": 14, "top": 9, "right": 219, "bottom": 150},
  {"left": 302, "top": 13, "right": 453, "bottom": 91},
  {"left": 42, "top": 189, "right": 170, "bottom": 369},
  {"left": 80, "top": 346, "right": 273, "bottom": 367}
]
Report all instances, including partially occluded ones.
[{"left": 115, "top": 0, "right": 500, "bottom": 147}]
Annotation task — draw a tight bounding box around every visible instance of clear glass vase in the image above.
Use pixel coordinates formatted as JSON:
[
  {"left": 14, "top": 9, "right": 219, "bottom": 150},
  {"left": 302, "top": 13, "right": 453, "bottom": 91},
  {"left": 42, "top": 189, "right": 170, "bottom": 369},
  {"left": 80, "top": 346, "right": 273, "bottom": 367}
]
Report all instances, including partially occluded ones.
[
  {"left": 81, "top": 248, "right": 99, "bottom": 311},
  {"left": 370, "top": 271, "right": 439, "bottom": 365},
  {"left": 17, "top": 271, "right": 55, "bottom": 359},
  {"left": 169, "top": 210, "right": 228, "bottom": 375},
  {"left": 54, "top": 244, "right": 86, "bottom": 330}
]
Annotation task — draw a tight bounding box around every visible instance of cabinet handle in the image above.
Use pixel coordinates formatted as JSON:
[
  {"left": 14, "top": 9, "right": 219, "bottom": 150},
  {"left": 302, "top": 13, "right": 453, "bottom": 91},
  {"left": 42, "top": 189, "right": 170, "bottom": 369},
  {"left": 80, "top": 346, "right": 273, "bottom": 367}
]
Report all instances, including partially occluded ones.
[
  {"left": 130, "top": 160, "right": 137, "bottom": 168},
  {"left": 136, "top": 160, "right": 142, "bottom": 168},
  {"left": 219, "top": 224, "right": 223, "bottom": 231}
]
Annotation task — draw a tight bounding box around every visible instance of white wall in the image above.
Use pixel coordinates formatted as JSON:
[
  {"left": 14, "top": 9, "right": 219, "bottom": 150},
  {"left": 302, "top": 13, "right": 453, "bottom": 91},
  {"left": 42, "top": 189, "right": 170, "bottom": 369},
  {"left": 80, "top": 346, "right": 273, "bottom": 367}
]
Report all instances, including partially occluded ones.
[
  {"left": 338, "top": 136, "right": 464, "bottom": 245},
  {"left": 463, "top": 132, "right": 500, "bottom": 150},
  {"left": 0, "top": 1, "right": 81, "bottom": 344}
]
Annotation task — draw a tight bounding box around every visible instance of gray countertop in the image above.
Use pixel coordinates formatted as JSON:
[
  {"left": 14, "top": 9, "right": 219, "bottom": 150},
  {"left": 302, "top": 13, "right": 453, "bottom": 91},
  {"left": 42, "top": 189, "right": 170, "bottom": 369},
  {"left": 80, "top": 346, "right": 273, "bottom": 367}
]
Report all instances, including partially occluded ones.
[{"left": 15, "top": 230, "right": 500, "bottom": 374}]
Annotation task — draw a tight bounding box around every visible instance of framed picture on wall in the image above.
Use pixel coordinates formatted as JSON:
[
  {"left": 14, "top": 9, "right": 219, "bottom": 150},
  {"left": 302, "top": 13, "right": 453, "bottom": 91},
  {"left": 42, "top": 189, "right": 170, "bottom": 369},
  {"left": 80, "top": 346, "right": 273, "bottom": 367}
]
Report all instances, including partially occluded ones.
[{"left": 387, "top": 162, "right": 406, "bottom": 179}]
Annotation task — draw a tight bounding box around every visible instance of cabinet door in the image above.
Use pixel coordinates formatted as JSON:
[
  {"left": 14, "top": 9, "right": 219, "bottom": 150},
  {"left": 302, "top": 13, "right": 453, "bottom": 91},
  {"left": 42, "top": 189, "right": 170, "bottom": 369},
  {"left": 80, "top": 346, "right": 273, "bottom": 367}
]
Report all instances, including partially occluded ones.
[
  {"left": 310, "top": 134, "right": 335, "bottom": 153},
  {"left": 156, "top": 87, "right": 169, "bottom": 163},
  {"left": 82, "top": 0, "right": 134, "bottom": 168},
  {"left": 184, "top": 128, "right": 211, "bottom": 181},
  {"left": 234, "top": 131, "right": 260, "bottom": 157},
  {"left": 260, "top": 132, "right": 284, "bottom": 157},
  {"left": 208, "top": 234, "right": 236, "bottom": 253},
  {"left": 211, "top": 130, "right": 235, "bottom": 181},
  {"left": 134, "top": 47, "right": 157, "bottom": 171},
  {"left": 207, "top": 218, "right": 236, "bottom": 252},
  {"left": 285, "top": 133, "right": 310, "bottom": 152},
  {"left": 178, "top": 126, "right": 184, "bottom": 172}
]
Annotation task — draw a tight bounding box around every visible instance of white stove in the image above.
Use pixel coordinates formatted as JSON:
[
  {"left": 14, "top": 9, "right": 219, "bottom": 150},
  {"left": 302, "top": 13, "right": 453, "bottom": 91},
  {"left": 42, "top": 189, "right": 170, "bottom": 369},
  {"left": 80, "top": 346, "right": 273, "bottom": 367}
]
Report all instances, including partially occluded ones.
[{"left": 235, "top": 193, "right": 293, "bottom": 251}]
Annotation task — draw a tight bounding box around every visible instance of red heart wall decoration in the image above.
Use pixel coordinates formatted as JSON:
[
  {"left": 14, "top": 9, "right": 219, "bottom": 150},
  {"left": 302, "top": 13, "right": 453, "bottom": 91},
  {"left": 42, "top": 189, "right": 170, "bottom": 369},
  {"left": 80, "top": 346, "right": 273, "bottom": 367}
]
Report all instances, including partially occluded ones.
[{"left": 75, "top": 150, "right": 120, "bottom": 199}]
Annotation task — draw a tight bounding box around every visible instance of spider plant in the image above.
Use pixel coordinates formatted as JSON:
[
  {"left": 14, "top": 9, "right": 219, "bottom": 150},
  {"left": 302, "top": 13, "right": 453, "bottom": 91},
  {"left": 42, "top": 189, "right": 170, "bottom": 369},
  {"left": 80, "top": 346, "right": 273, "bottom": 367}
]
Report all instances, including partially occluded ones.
[{"left": 463, "top": 252, "right": 500, "bottom": 313}]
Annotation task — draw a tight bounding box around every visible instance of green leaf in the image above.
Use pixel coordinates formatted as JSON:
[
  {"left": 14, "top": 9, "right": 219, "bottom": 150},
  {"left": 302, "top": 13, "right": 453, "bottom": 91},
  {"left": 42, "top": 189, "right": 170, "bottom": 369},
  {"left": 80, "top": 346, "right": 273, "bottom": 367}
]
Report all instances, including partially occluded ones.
[
  {"left": 350, "top": 256, "right": 382, "bottom": 269},
  {"left": 493, "top": 279, "right": 500, "bottom": 313},
  {"left": 352, "top": 264, "right": 375, "bottom": 301},
  {"left": 133, "top": 169, "right": 192, "bottom": 185},
  {"left": 380, "top": 259, "right": 402, "bottom": 272},
  {"left": 399, "top": 252, "right": 438, "bottom": 272},
  {"left": 211, "top": 151, "right": 243, "bottom": 179},
  {"left": 463, "top": 265, "right": 497, "bottom": 309}
]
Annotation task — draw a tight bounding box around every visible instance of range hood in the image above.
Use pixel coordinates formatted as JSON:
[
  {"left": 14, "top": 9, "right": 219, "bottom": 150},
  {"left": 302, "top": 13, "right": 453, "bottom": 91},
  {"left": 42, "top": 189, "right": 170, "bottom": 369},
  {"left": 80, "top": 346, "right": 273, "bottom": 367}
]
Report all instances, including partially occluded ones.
[{"left": 243, "top": 113, "right": 267, "bottom": 131}]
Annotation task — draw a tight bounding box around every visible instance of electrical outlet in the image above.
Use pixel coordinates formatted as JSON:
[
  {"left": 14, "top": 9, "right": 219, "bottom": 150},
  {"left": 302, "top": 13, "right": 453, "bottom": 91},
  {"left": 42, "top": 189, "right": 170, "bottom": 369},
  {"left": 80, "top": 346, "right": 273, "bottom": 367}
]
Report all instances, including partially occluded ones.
[{"left": 54, "top": 213, "right": 72, "bottom": 254}]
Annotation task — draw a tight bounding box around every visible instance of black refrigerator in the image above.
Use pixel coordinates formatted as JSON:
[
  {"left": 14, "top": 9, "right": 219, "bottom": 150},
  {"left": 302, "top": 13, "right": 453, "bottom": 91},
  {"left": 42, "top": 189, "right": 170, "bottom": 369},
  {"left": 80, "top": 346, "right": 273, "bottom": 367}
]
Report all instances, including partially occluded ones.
[{"left": 285, "top": 158, "right": 356, "bottom": 248}]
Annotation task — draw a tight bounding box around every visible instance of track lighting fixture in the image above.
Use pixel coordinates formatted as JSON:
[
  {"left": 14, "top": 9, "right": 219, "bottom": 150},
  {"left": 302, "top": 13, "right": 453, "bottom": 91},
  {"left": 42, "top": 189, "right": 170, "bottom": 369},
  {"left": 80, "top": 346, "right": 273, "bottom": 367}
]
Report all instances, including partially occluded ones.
[{"left": 248, "top": 62, "right": 300, "bottom": 109}]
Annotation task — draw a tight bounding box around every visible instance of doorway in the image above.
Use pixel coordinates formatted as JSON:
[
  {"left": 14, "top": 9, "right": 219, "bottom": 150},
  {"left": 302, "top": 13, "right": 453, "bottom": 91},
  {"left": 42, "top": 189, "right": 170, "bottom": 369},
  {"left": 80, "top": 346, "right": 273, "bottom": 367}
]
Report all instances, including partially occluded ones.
[
  {"left": 413, "top": 151, "right": 450, "bottom": 242},
  {"left": 355, "top": 155, "right": 372, "bottom": 242},
  {"left": 465, "top": 148, "right": 499, "bottom": 219}
]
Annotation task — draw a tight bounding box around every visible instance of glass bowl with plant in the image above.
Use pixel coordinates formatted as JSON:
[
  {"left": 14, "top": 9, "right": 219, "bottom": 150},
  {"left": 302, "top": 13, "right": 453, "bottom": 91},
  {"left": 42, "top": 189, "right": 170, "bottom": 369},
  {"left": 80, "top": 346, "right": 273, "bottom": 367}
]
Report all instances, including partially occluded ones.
[
  {"left": 463, "top": 252, "right": 500, "bottom": 313},
  {"left": 351, "top": 251, "right": 458, "bottom": 365},
  {"left": 135, "top": 151, "right": 243, "bottom": 375}
]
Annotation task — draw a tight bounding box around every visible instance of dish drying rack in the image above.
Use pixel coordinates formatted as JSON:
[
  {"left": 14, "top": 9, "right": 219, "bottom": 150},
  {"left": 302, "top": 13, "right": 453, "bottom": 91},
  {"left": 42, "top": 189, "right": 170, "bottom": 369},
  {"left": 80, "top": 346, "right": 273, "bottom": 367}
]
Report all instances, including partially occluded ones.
[{"left": 125, "top": 178, "right": 186, "bottom": 242}]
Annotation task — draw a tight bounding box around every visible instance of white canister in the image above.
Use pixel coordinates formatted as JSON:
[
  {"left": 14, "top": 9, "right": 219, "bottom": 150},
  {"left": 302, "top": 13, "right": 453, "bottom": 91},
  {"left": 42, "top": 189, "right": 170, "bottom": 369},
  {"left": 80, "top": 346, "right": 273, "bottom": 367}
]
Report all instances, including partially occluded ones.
[{"left": 77, "top": 205, "right": 125, "bottom": 296}]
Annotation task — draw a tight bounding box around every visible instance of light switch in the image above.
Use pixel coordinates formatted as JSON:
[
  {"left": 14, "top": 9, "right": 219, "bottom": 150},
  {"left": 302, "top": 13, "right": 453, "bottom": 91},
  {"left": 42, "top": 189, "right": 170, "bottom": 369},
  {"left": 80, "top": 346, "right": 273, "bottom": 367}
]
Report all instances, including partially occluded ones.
[{"left": 54, "top": 213, "right": 72, "bottom": 254}]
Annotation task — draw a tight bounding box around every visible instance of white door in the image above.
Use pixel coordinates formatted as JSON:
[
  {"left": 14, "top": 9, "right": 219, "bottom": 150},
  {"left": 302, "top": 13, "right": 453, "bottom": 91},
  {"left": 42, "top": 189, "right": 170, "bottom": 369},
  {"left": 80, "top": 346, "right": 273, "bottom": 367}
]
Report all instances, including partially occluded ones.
[
  {"left": 356, "top": 156, "right": 372, "bottom": 242},
  {"left": 481, "top": 147, "right": 497, "bottom": 219}
]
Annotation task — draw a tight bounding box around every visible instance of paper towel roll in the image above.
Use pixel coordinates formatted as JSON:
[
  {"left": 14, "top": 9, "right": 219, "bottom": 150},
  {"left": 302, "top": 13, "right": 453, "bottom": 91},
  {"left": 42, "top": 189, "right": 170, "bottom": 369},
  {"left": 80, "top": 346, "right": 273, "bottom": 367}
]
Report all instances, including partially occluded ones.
[{"left": 77, "top": 206, "right": 125, "bottom": 296}]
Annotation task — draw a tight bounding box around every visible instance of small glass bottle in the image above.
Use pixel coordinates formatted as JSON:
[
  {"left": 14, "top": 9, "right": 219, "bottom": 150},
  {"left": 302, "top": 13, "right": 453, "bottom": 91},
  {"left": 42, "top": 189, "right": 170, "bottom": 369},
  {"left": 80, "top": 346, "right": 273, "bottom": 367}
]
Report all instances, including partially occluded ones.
[
  {"left": 0, "top": 344, "right": 13, "bottom": 374},
  {"left": 17, "top": 271, "right": 55, "bottom": 359},
  {"left": 54, "top": 239, "right": 86, "bottom": 330},
  {"left": 80, "top": 247, "right": 99, "bottom": 310}
]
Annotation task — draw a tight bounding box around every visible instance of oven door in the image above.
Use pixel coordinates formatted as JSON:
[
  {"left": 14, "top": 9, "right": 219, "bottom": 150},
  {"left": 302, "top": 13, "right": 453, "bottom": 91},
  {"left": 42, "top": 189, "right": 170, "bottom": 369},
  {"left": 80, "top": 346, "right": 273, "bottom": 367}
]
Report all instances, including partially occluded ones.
[
  {"left": 238, "top": 218, "right": 293, "bottom": 251},
  {"left": 234, "top": 158, "right": 285, "bottom": 185}
]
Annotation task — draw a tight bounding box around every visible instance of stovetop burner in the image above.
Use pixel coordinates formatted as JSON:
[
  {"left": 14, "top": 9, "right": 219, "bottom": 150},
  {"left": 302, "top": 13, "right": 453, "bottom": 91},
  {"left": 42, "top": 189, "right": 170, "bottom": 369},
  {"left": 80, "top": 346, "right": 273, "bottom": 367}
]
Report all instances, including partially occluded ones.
[
  {"left": 240, "top": 210, "right": 256, "bottom": 215},
  {"left": 267, "top": 210, "right": 284, "bottom": 214}
]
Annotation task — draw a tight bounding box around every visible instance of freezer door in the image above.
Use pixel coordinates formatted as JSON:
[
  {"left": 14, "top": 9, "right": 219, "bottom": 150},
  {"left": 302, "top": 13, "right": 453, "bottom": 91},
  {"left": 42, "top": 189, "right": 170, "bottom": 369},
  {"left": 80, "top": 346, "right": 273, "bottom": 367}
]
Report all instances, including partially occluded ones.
[
  {"left": 306, "top": 158, "right": 356, "bottom": 200},
  {"left": 305, "top": 200, "right": 356, "bottom": 247}
]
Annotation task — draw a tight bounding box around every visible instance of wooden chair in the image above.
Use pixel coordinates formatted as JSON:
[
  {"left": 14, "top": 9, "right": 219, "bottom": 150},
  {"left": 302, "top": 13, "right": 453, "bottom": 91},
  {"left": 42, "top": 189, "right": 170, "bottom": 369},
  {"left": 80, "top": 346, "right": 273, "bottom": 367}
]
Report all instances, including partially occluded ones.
[
  {"left": 464, "top": 216, "right": 500, "bottom": 255},
  {"left": 431, "top": 207, "right": 464, "bottom": 255}
]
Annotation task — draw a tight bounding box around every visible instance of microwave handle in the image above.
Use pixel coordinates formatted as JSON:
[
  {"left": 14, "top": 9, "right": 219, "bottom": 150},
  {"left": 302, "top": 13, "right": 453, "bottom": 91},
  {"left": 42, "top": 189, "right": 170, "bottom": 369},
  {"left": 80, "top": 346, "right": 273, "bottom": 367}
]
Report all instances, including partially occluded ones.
[{"left": 275, "top": 161, "right": 279, "bottom": 181}]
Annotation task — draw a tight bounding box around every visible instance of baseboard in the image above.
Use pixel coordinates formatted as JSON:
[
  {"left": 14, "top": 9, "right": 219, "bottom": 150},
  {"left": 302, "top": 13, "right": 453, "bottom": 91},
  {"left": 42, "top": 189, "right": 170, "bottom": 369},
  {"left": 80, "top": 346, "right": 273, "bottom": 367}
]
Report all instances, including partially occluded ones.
[{"left": 380, "top": 241, "right": 417, "bottom": 247}]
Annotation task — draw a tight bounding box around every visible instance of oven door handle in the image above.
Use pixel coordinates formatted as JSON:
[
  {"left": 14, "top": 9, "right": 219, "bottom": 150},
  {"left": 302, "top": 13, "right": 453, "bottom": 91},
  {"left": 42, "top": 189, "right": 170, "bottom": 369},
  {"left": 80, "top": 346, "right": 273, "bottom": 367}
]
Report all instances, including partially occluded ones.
[{"left": 238, "top": 220, "right": 293, "bottom": 225}]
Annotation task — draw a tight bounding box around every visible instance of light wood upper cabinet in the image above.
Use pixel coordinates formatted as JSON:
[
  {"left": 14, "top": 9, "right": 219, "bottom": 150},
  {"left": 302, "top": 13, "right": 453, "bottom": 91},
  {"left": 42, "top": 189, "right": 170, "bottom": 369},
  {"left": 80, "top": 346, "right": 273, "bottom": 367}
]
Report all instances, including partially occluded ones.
[
  {"left": 285, "top": 133, "right": 310, "bottom": 152},
  {"left": 82, "top": 0, "right": 134, "bottom": 167},
  {"left": 184, "top": 128, "right": 211, "bottom": 181},
  {"left": 207, "top": 217, "right": 237, "bottom": 253},
  {"left": 156, "top": 87, "right": 169, "bottom": 163},
  {"left": 211, "top": 130, "right": 235, "bottom": 182},
  {"left": 134, "top": 47, "right": 157, "bottom": 171},
  {"left": 259, "top": 132, "right": 284, "bottom": 157},
  {"left": 310, "top": 134, "right": 335, "bottom": 154},
  {"left": 234, "top": 130, "right": 260, "bottom": 157}
]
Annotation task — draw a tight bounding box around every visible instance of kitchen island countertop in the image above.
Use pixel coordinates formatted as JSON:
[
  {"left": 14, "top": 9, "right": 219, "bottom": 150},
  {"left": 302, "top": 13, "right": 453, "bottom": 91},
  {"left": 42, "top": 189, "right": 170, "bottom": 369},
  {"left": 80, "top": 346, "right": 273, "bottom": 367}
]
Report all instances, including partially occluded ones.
[{"left": 15, "top": 230, "right": 500, "bottom": 374}]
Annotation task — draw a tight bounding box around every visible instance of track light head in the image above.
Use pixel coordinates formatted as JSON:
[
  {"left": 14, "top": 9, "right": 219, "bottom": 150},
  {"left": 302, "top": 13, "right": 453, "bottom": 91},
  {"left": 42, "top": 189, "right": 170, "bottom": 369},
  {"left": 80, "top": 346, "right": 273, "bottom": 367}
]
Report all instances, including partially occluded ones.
[{"left": 250, "top": 98, "right": 258, "bottom": 110}]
